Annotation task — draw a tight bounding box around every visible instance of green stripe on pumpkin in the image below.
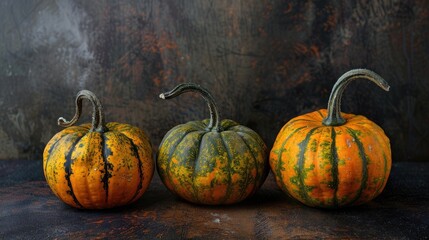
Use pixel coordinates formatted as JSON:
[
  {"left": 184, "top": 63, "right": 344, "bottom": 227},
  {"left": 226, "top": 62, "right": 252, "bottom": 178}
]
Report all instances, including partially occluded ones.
[
  {"left": 128, "top": 138, "right": 144, "bottom": 203},
  {"left": 330, "top": 127, "right": 339, "bottom": 207},
  {"left": 45, "top": 136, "right": 65, "bottom": 176},
  {"left": 225, "top": 131, "right": 258, "bottom": 203},
  {"left": 168, "top": 130, "right": 204, "bottom": 199},
  {"left": 274, "top": 126, "right": 307, "bottom": 194},
  {"left": 219, "top": 132, "right": 233, "bottom": 204},
  {"left": 161, "top": 126, "right": 199, "bottom": 159},
  {"left": 161, "top": 128, "right": 199, "bottom": 192},
  {"left": 187, "top": 120, "right": 208, "bottom": 131},
  {"left": 45, "top": 129, "right": 85, "bottom": 178},
  {"left": 353, "top": 124, "right": 389, "bottom": 199},
  {"left": 191, "top": 132, "right": 206, "bottom": 203},
  {"left": 64, "top": 135, "right": 85, "bottom": 208},
  {"left": 47, "top": 132, "right": 83, "bottom": 185},
  {"left": 235, "top": 131, "right": 261, "bottom": 197},
  {"left": 229, "top": 125, "right": 265, "bottom": 149},
  {"left": 345, "top": 127, "right": 368, "bottom": 206},
  {"left": 296, "top": 127, "right": 319, "bottom": 205},
  {"left": 316, "top": 110, "right": 325, "bottom": 118},
  {"left": 101, "top": 134, "right": 114, "bottom": 202},
  {"left": 219, "top": 119, "right": 240, "bottom": 130},
  {"left": 278, "top": 119, "right": 318, "bottom": 135}
]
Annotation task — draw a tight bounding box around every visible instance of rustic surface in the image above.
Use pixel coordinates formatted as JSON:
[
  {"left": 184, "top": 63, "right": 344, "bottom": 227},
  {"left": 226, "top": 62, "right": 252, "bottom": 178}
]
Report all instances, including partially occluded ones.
[
  {"left": 0, "top": 160, "right": 428, "bottom": 239},
  {"left": 0, "top": 0, "right": 429, "bottom": 162}
]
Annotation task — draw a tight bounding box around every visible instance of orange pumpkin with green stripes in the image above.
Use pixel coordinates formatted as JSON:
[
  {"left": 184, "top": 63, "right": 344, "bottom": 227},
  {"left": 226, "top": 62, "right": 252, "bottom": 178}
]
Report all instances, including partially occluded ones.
[
  {"left": 157, "top": 83, "right": 269, "bottom": 205},
  {"left": 270, "top": 69, "right": 392, "bottom": 208},
  {"left": 43, "top": 90, "right": 154, "bottom": 209}
]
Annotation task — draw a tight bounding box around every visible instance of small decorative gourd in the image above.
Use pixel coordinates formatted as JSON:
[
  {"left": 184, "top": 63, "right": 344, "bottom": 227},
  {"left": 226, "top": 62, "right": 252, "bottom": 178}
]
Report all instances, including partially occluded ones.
[
  {"left": 43, "top": 90, "right": 154, "bottom": 209},
  {"left": 157, "top": 83, "right": 269, "bottom": 205},
  {"left": 270, "top": 69, "right": 392, "bottom": 208}
]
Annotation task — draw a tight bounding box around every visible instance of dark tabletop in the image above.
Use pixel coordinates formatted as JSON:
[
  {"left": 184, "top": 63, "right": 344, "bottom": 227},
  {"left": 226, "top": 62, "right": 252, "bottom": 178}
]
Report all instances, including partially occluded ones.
[{"left": 0, "top": 160, "right": 428, "bottom": 239}]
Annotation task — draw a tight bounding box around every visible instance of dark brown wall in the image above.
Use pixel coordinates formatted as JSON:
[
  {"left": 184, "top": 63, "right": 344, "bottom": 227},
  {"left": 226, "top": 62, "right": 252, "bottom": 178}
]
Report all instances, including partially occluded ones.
[{"left": 1, "top": 0, "right": 428, "bottom": 161}]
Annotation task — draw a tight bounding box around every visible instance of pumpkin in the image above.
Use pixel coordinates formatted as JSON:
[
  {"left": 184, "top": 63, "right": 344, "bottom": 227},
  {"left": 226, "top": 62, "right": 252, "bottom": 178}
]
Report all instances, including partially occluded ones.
[
  {"left": 43, "top": 90, "right": 154, "bottom": 209},
  {"left": 270, "top": 69, "right": 392, "bottom": 208},
  {"left": 157, "top": 83, "right": 269, "bottom": 205}
]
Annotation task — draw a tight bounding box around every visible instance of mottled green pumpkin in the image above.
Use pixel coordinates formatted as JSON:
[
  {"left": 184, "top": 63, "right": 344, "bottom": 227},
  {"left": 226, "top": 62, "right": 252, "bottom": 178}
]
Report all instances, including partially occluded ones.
[
  {"left": 270, "top": 69, "right": 392, "bottom": 208},
  {"left": 157, "top": 83, "right": 269, "bottom": 205}
]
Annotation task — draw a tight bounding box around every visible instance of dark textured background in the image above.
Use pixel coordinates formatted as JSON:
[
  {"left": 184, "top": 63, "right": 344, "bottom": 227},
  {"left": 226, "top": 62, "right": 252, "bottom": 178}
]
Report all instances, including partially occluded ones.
[{"left": 0, "top": 0, "right": 428, "bottom": 161}]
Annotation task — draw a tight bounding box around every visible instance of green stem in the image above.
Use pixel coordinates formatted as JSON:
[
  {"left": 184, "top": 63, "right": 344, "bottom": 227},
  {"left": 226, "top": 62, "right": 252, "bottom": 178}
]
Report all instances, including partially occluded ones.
[
  {"left": 58, "top": 90, "right": 107, "bottom": 132},
  {"left": 322, "top": 69, "right": 390, "bottom": 126},
  {"left": 160, "top": 83, "right": 221, "bottom": 131}
]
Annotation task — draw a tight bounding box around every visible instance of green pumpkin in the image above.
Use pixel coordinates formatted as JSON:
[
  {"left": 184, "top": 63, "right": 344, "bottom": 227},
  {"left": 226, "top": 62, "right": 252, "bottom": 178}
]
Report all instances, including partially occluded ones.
[{"left": 157, "top": 83, "right": 269, "bottom": 205}]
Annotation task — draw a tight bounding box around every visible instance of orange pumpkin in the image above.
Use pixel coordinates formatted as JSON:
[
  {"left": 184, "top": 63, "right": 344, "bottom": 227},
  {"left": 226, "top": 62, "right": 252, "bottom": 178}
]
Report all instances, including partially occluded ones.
[
  {"left": 270, "top": 69, "right": 392, "bottom": 208},
  {"left": 43, "top": 90, "right": 153, "bottom": 209}
]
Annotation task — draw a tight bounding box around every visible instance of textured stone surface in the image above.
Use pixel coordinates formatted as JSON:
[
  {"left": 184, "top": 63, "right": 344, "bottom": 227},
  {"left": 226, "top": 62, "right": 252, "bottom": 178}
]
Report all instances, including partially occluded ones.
[{"left": 0, "top": 0, "right": 428, "bottom": 161}]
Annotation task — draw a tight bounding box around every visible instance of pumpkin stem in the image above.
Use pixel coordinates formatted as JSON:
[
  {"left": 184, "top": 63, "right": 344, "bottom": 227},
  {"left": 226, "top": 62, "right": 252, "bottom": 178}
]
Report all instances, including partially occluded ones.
[
  {"left": 159, "top": 83, "right": 221, "bottom": 131},
  {"left": 322, "top": 69, "right": 390, "bottom": 126},
  {"left": 58, "top": 90, "right": 107, "bottom": 132}
]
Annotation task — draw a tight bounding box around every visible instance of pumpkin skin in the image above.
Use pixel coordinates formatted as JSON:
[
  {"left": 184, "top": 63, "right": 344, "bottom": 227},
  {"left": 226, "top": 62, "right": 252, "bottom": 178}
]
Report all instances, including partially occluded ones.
[
  {"left": 270, "top": 109, "right": 391, "bottom": 207},
  {"left": 270, "top": 69, "right": 392, "bottom": 208},
  {"left": 43, "top": 91, "right": 154, "bottom": 209},
  {"left": 157, "top": 119, "right": 268, "bottom": 205},
  {"left": 157, "top": 83, "right": 269, "bottom": 205}
]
